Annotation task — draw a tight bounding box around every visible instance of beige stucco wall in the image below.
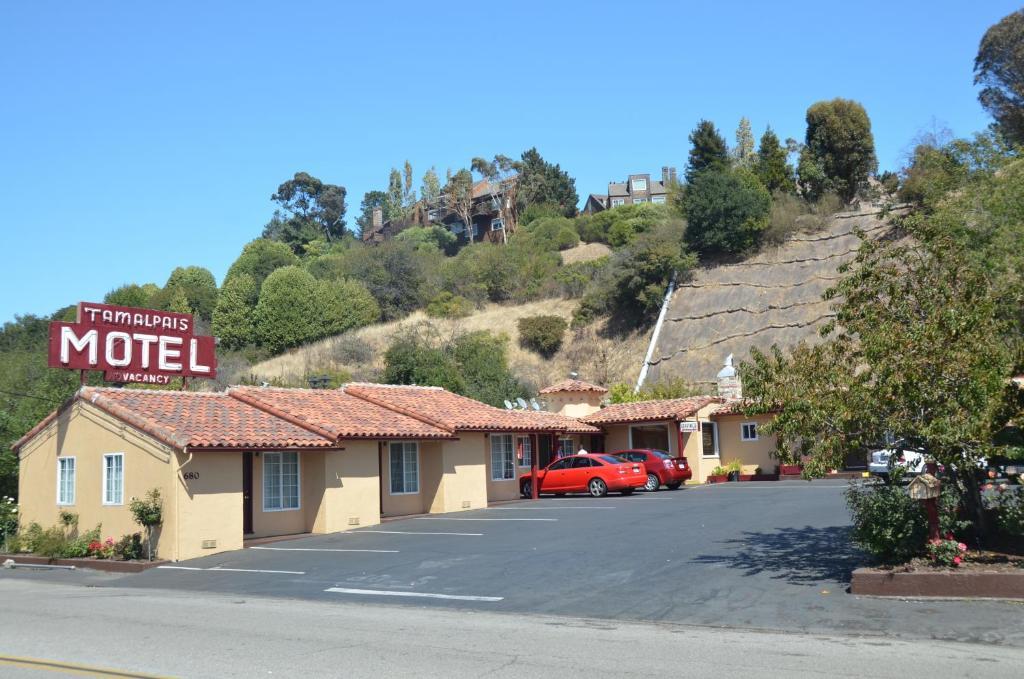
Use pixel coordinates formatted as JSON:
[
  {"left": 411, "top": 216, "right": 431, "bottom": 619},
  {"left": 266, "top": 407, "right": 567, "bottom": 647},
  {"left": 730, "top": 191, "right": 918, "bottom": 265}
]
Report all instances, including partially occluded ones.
[
  {"left": 173, "top": 451, "right": 243, "bottom": 560},
  {"left": 543, "top": 392, "right": 603, "bottom": 418},
  {"left": 250, "top": 451, "right": 313, "bottom": 538},
  {"left": 16, "top": 402, "right": 177, "bottom": 558},
  {"left": 715, "top": 414, "right": 778, "bottom": 474},
  {"left": 318, "top": 442, "right": 381, "bottom": 532},
  {"left": 380, "top": 440, "right": 440, "bottom": 517},
  {"left": 486, "top": 433, "right": 519, "bottom": 502},
  {"left": 439, "top": 434, "right": 488, "bottom": 512}
]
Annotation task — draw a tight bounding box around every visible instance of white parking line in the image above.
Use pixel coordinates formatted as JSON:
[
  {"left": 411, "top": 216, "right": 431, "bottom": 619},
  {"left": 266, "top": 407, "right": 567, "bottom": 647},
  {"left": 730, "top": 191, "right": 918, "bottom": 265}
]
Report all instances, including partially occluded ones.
[
  {"left": 325, "top": 587, "right": 503, "bottom": 602},
  {"left": 250, "top": 546, "right": 399, "bottom": 554},
  {"left": 487, "top": 506, "right": 615, "bottom": 510},
  {"left": 157, "top": 566, "right": 306, "bottom": 575},
  {"left": 355, "top": 530, "right": 484, "bottom": 536},
  {"left": 413, "top": 517, "right": 557, "bottom": 522}
]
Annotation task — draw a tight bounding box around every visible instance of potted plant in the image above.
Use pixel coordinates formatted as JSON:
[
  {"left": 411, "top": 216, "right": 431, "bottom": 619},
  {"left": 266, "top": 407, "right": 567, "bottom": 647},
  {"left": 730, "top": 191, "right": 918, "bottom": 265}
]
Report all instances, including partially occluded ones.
[
  {"left": 726, "top": 459, "right": 743, "bottom": 482},
  {"left": 707, "top": 466, "right": 729, "bottom": 484}
]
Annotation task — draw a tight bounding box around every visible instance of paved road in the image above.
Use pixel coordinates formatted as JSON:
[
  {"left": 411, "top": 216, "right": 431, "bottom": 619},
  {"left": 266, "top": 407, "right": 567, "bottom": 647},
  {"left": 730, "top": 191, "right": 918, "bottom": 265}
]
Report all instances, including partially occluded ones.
[
  {"left": 1, "top": 578, "right": 1021, "bottom": 678},
  {"left": 5, "top": 481, "right": 1022, "bottom": 646}
]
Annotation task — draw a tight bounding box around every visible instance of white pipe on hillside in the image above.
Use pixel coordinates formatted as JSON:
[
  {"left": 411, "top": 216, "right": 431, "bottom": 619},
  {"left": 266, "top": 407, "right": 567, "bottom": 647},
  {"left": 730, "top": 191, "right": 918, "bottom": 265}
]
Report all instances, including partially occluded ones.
[{"left": 635, "top": 272, "right": 676, "bottom": 393}]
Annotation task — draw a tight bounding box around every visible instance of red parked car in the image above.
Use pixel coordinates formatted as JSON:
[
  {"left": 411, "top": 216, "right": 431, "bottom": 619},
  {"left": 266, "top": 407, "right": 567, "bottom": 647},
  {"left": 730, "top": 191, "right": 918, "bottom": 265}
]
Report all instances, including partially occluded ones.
[
  {"left": 612, "top": 449, "right": 691, "bottom": 491},
  {"left": 520, "top": 454, "right": 647, "bottom": 498}
]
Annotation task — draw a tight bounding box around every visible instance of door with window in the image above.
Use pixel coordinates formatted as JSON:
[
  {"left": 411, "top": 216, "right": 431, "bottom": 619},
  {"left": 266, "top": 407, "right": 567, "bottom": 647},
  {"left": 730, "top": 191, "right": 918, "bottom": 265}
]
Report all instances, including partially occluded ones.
[{"left": 242, "top": 452, "right": 253, "bottom": 534}]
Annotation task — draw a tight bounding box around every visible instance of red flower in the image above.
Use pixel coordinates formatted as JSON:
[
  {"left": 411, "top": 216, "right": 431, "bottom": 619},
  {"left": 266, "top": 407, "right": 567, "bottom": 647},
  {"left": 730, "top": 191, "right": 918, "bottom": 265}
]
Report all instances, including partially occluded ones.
[{"left": 953, "top": 556, "right": 962, "bottom": 566}]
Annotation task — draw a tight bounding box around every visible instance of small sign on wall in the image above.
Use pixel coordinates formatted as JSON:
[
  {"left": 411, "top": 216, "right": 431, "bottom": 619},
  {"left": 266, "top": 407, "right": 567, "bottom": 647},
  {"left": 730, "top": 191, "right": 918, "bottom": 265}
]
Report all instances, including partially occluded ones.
[{"left": 679, "top": 421, "right": 699, "bottom": 433}]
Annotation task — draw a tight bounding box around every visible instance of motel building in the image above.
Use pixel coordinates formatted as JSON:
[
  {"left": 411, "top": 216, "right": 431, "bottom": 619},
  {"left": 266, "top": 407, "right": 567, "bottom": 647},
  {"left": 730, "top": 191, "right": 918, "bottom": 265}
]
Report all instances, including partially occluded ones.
[{"left": 13, "top": 358, "right": 776, "bottom": 562}]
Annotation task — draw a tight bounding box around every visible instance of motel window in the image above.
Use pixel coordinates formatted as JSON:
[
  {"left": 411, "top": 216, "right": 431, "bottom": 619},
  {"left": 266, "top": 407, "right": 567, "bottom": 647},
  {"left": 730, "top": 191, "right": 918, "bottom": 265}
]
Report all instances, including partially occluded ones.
[
  {"left": 491, "top": 218, "right": 504, "bottom": 231},
  {"left": 610, "top": 198, "right": 625, "bottom": 207},
  {"left": 741, "top": 422, "right": 759, "bottom": 441},
  {"left": 516, "top": 436, "right": 533, "bottom": 468},
  {"left": 558, "top": 438, "right": 575, "bottom": 457},
  {"left": 389, "top": 442, "right": 419, "bottom": 494},
  {"left": 491, "top": 435, "right": 515, "bottom": 481},
  {"left": 651, "top": 195, "right": 666, "bottom": 204},
  {"left": 263, "top": 452, "right": 300, "bottom": 511},
  {"left": 701, "top": 422, "right": 719, "bottom": 458},
  {"left": 57, "top": 457, "right": 76, "bottom": 505},
  {"left": 632, "top": 178, "right": 648, "bottom": 192},
  {"left": 102, "top": 453, "right": 124, "bottom": 505}
]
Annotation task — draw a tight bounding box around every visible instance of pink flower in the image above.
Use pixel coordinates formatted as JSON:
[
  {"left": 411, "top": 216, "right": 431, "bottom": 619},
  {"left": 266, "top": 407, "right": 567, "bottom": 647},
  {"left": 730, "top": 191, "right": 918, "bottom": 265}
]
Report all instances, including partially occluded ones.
[
  {"left": 957, "top": 542, "right": 967, "bottom": 552},
  {"left": 953, "top": 556, "right": 962, "bottom": 566}
]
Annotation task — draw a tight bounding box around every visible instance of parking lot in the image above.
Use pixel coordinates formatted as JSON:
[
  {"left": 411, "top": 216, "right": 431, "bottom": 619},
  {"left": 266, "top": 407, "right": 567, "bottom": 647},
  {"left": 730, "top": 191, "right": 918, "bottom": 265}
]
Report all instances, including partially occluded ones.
[{"left": 8, "top": 480, "right": 1024, "bottom": 645}]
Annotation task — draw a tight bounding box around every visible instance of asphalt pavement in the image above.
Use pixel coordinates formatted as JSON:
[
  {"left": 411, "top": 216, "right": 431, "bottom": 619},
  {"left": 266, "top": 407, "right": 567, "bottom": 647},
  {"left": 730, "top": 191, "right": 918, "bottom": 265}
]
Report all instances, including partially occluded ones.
[{"left": 5, "top": 480, "right": 1022, "bottom": 646}]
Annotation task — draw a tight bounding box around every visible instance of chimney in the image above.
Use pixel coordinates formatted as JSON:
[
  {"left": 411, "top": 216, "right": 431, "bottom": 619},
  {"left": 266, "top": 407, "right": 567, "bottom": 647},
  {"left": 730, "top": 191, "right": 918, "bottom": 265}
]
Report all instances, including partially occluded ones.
[
  {"left": 371, "top": 207, "right": 383, "bottom": 229},
  {"left": 716, "top": 354, "right": 742, "bottom": 400},
  {"left": 662, "top": 166, "right": 670, "bottom": 184}
]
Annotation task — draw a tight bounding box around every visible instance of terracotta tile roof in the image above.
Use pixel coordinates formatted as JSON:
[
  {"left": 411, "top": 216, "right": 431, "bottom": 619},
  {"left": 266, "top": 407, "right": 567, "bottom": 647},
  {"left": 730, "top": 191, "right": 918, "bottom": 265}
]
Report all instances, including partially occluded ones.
[
  {"left": 581, "top": 396, "right": 723, "bottom": 425},
  {"left": 342, "top": 383, "right": 600, "bottom": 433},
  {"left": 539, "top": 379, "right": 608, "bottom": 395},
  {"left": 711, "top": 400, "right": 782, "bottom": 417},
  {"left": 39, "top": 387, "right": 339, "bottom": 450},
  {"left": 229, "top": 386, "right": 454, "bottom": 439}
]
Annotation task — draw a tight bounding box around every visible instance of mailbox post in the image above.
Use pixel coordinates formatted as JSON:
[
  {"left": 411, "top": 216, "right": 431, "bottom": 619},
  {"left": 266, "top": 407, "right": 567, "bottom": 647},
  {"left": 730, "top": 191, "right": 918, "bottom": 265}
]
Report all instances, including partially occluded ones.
[{"left": 908, "top": 467, "right": 942, "bottom": 542}]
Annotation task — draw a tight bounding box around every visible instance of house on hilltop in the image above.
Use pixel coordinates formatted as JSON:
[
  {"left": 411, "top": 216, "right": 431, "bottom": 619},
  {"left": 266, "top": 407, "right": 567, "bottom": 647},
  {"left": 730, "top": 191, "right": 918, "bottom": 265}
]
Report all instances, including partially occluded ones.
[{"left": 582, "top": 166, "right": 676, "bottom": 214}]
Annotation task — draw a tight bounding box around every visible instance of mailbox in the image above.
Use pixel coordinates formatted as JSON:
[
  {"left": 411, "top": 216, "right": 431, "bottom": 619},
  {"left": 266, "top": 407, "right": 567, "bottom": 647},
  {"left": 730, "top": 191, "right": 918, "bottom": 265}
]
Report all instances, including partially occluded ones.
[{"left": 908, "top": 473, "right": 941, "bottom": 501}]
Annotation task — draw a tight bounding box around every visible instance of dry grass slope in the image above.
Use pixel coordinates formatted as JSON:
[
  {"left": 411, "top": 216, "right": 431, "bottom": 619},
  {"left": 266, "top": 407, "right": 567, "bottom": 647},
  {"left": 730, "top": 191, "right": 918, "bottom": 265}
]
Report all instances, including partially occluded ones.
[{"left": 247, "top": 299, "right": 648, "bottom": 393}]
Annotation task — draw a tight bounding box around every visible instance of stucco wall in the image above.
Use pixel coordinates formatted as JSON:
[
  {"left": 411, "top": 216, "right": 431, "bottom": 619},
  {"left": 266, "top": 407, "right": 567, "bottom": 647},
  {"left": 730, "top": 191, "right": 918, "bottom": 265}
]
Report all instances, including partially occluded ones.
[
  {"left": 485, "top": 433, "right": 519, "bottom": 502},
  {"left": 544, "top": 393, "right": 603, "bottom": 417},
  {"left": 380, "top": 441, "right": 436, "bottom": 517},
  {"left": 439, "top": 434, "right": 488, "bottom": 512},
  {"left": 319, "top": 442, "right": 381, "bottom": 532},
  {"left": 250, "top": 451, "right": 314, "bottom": 538},
  {"left": 420, "top": 441, "right": 446, "bottom": 514},
  {"left": 17, "top": 402, "right": 176, "bottom": 558},
  {"left": 173, "top": 451, "right": 243, "bottom": 560},
  {"left": 715, "top": 414, "right": 778, "bottom": 473}
]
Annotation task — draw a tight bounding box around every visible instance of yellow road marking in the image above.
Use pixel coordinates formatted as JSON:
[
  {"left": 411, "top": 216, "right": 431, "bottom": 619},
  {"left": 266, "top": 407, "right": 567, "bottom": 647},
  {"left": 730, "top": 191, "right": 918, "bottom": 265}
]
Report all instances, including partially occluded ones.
[{"left": 0, "top": 655, "right": 170, "bottom": 678}]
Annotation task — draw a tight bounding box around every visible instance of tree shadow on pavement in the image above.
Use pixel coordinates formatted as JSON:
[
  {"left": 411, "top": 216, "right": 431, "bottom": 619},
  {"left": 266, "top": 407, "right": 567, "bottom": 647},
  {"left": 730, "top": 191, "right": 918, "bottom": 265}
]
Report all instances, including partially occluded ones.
[{"left": 691, "top": 526, "right": 865, "bottom": 585}]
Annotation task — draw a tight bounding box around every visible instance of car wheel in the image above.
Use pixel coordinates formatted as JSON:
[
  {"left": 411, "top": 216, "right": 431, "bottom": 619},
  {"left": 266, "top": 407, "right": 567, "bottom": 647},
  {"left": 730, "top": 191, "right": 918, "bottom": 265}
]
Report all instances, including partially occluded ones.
[
  {"left": 666, "top": 482, "right": 682, "bottom": 490},
  {"left": 621, "top": 488, "right": 634, "bottom": 496},
  {"left": 521, "top": 480, "right": 532, "bottom": 499},
  {"left": 588, "top": 477, "right": 608, "bottom": 497},
  {"left": 644, "top": 473, "right": 660, "bottom": 492}
]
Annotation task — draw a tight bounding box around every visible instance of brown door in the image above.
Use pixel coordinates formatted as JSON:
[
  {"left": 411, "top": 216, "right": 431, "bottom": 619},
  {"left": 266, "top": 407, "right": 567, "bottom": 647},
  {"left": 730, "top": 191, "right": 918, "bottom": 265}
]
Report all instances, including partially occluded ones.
[{"left": 243, "top": 452, "right": 254, "bottom": 535}]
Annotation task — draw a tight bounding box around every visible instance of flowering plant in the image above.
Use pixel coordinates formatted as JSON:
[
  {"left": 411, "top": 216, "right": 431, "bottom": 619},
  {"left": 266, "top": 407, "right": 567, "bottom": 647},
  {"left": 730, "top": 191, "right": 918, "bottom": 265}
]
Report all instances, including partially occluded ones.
[
  {"left": 0, "top": 496, "right": 18, "bottom": 545},
  {"left": 88, "top": 537, "right": 116, "bottom": 559},
  {"left": 925, "top": 534, "right": 968, "bottom": 567}
]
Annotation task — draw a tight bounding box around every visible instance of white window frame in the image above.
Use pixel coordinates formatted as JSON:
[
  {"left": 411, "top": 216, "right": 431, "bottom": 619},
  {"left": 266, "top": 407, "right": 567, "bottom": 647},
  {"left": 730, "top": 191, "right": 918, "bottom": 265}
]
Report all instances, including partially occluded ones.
[
  {"left": 102, "top": 453, "right": 124, "bottom": 506},
  {"left": 741, "top": 422, "right": 759, "bottom": 442},
  {"left": 389, "top": 442, "right": 420, "bottom": 495},
  {"left": 701, "top": 422, "right": 720, "bottom": 458},
  {"left": 263, "top": 451, "right": 301, "bottom": 512},
  {"left": 651, "top": 195, "right": 666, "bottom": 204},
  {"left": 491, "top": 434, "right": 516, "bottom": 481},
  {"left": 632, "top": 178, "right": 648, "bottom": 192},
  {"left": 632, "top": 197, "right": 647, "bottom": 204},
  {"left": 558, "top": 438, "right": 575, "bottom": 457},
  {"left": 610, "top": 197, "right": 625, "bottom": 207},
  {"left": 491, "top": 217, "right": 504, "bottom": 231},
  {"left": 516, "top": 436, "right": 533, "bottom": 468},
  {"left": 57, "top": 456, "right": 76, "bottom": 506}
]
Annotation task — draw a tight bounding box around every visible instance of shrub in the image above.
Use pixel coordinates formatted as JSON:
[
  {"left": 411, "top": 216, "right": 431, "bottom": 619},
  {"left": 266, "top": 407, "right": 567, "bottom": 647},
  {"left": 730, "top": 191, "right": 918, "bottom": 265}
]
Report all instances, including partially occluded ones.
[
  {"left": 254, "top": 266, "right": 322, "bottom": 353},
  {"left": 683, "top": 167, "right": 771, "bottom": 257},
  {"left": 225, "top": 238, "right": 300, "bottom": 289},
  {"left": 607, "top": 378, "right": 702, "bottom": 404},
  {"left": 331, "top": 335, "right": 374, "bottom": 365},
  {"left": 0, "top": 496, "right": 16, "bottom": 545},
  {"left": 990, "top": 486, "right": 1024, "bottom": 536},
  {"left": 212, "top": 273, "right": 258, "bottom": 349},
  {"left": 113, "top": 533, "right": 144, "bottom": 561},
  {"left": 317, "top": 278, "right": 381, "bottom": 336},
  {"left": 925, "top": 537, "right": 967, "bottom": 567},
  {"left": 130, "top": 488, "right": 163, "bottom": 560},
  {"left": 555, "top": 226, "right": 580, "bottom": 250},
  {"left": 152, "top": 266, "right": 219, "bottom": 321},
  {"left": 517, "top": 315, "right": 567, "bottom": 358},
  {"left": 555, "top": 258, "right": 608, "bottom": 298},
  {"left": 763, "top": 192, "right": 842, "bottom": 245},
  {"left": 425, "top": 292, "right": 474, "bottom": 319}
]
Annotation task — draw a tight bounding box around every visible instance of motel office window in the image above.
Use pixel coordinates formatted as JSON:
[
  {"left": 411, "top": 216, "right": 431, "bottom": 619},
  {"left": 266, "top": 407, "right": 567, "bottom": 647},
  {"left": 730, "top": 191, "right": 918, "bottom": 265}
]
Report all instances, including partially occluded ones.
[
  {"left": 491, "top": 435, "right": 515, "bottom": 481},
  {"left": 57, "top": 457, "right": 76, "bottom": 505},
  {"left": 701, "top": 422, "right": 720, "bottom": 458},
  {"left": 102, "top": 453, "right": 124, "bottom": 505},
  {"left": 263, "top": 452, "right": 300, "bottom": 511},
  {"left": 741, "top": 422, "right": 759, "bottom": 441},
  {"left": 558, "top": 437, "right": 575, "bottom": 457},
  {"left": 390, "top": 442, "right": 419, "bottom": 494},
  {"left": 517, "top": 436, "right": 533, "bottom": 468}
]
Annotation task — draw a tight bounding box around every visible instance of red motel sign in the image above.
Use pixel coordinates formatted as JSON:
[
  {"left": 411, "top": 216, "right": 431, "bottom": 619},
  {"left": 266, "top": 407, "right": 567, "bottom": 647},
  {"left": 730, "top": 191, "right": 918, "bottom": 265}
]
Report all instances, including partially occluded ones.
[{"left": 48, "top": 302, "right": 217, "bottom": 385}]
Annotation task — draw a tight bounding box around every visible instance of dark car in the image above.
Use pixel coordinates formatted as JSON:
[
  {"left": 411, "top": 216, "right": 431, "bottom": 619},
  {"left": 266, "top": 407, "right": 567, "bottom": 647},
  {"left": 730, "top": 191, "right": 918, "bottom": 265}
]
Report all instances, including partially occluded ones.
[{"left": 612, "top": 449, "right": 691, "bottom": 491}]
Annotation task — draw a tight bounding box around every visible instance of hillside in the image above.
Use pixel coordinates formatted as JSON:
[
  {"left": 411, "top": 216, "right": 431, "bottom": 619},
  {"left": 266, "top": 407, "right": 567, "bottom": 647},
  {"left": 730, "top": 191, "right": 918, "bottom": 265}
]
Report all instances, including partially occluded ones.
[
  {"left": 646, "top": 203, "right": 896, "bottom": 387},
  {"left": 247, "top": 299, "right": 649, "bottom": 393}
]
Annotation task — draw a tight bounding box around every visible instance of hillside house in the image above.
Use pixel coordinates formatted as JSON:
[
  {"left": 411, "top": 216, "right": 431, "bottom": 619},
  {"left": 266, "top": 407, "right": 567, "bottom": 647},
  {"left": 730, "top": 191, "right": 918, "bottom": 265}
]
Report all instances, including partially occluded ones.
[{"left": 582, "top": 166, "right": 676, "bottom": 214}]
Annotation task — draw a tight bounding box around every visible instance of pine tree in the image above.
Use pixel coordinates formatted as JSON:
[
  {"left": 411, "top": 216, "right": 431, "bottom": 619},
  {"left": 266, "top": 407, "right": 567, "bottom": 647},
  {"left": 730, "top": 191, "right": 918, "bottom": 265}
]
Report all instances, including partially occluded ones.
[
  {"left": 754, "top": 127, "right": 796, "bottom": 194},
  {"left": 384, "top": 168, "right": 404, "bottom": 222},
  {"left": 420, "top": 167, "right": 441, "bottom": 207},
  {"left": 685, "top": 120, "right": 729, "bottom": 184},
  {"left": 733, "top": 117, "right": 755, "bottom": 167},
  {"left": 402, "top": 160, "right": 415, "bottom": 208}
]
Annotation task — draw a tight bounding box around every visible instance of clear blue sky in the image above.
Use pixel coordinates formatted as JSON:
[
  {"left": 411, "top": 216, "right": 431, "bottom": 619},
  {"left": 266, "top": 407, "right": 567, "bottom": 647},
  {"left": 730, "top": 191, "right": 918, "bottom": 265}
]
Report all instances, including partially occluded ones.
[{"left": 0, "top": 1, "right": 1017, "bottom": 324}]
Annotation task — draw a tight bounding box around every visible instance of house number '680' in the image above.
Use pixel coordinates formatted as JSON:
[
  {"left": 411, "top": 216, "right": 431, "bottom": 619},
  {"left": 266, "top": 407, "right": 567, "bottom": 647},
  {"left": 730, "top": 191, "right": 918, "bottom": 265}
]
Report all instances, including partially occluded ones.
[{"left": 182, "top": 471, "right": 200, "bottom": 480}]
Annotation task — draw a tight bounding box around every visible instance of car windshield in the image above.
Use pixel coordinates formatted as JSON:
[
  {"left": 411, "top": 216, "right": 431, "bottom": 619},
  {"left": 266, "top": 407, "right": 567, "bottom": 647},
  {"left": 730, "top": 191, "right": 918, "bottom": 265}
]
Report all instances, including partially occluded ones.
[{"left": 599, "top": 455, "right": 625, "bottom": 464}]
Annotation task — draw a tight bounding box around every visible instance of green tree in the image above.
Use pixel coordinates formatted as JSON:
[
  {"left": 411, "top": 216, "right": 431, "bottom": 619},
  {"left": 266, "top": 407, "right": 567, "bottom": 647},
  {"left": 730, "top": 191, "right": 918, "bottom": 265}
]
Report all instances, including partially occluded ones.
[
  {"left": 683, "top": 168, "right": 771, "bottom": 256},
  {"left": 394, "top": 225, "right": 457, "bottom": 252},
  {"left": 974, "top": 9, "right": 1024, "bottom": 146},
  {"left": 742, "top": 158, "right": 1024, "bottom": 538},
  {"left": 315, "top": 278, "right": 381, "bottom": 336},
  {"left": 402, "top": 160, "right": 416, "bottom": 208},
  {"left": 755, "top": 127, "right": 796, "bottom": 194},
  {"left": 685, "top": 120, "right": 729, "bottom": 184},
  {"left": 211, "top": 273, "right": 258, "bottom": 349},
  {"left": 263, "top": 172, "right": 347, "bottom": 252},
  {"left": 442, "top": 169, "right": 476, "bottom": 242},
  {"left": 420, "top": 167, "right": 441, "bottom": 206},
  {"left": 733, "top": 117, "right": 755, "bottom": 167},
  {"left": 355, "top": 190, "right": 388, "bottom": 236},
  {"left": 516, "top": 147, "right": 579, "bottom": 217},
  {"left": 225, "top": 239, "right": 299, "bottom": 290},
  {"left": 384, "top": 168, "right": 404, "bottom": 222},
  {"left": 336, "top": 240, "right": 438, "bottom": 320},
  {"left": 152, "top": 266, "right": 218, "bottom": 320},
  {"left": 798, "top": 98, "right": 877, "bottom": 202},
  {"left": 104, "top": 283, "right": 159, "bottom": 308},
  {"left": 253, "top": 266, "right": 322, "bottom": 353}
]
